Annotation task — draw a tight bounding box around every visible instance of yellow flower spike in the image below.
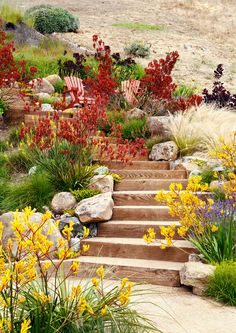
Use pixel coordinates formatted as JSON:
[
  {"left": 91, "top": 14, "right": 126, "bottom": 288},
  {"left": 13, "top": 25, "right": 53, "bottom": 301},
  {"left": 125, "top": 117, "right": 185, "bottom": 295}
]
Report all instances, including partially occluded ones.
[
  {"left": 20, "top": 319, "right": 31, "bottom": 333},
  {"left": 120, "top": 277, "right": 129, "bottom": 289},
  {"left": 70, "top": 261, "right": 80, "bottom": 273},
  {"left": 83, "top": 226, "right": 90, "bottom": 238},
  {"left": 96, "top": 265, "right": 105, "bottom": 280},
  {"left": 42, "top": 261, "right": 52, "bottom": 272},
  {"left": 71, "top": 284, "right": 81, "bottom": 300},
  {"left": 160, "top": 244, "right": 167, "bottom": 250},
  {"left": 92, "top": 277, "right": 99, "bottom": 288},
  {"left": 82, "top": 244, "right": 90, "bottom": 253},
  {"left": 101, "top": 305, "right": 108, "bottom": 316},
  {"left": 211, "top": 225, "right": 219, "bottom": 233}
]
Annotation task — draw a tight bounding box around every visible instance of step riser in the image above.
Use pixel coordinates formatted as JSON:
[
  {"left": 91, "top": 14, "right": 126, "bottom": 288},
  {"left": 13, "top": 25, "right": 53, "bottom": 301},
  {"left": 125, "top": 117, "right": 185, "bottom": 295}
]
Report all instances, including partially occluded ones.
[
  {"left": 112, "top": 207, "right": 175, "bottom": 221},
  {"left": 98, "top": 223, "right": 182, "bottom": 239},
  {"left": 111, "top": 170, "right": 187, "bottom": 179},
  {"left": 101, "top": 161, "right": 170, "bottom": 170},
  {"left": 114, "top": 193, "right": 163, "bottom": 206},
  {"left": 115, "top": 180, "right": 188, "bottom": 191},
  {"left": 78, "top": 261, "right": 180, "bottom": 286},
  {"left": 81, "top": 240, "right": 195, "bottom": 262}
]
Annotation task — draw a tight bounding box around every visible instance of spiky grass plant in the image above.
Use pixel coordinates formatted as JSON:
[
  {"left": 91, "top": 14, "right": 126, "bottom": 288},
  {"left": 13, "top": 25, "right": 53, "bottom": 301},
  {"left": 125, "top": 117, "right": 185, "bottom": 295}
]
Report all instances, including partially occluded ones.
[{"left": 168, "top": 104, "right": 236, "bottom": 154}]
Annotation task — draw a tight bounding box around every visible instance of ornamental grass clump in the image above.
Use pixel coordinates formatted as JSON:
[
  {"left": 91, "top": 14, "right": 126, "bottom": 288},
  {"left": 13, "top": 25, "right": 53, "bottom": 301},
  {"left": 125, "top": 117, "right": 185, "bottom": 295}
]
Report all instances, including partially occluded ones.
[
  {"left": 144, "top": 137, "right": 236, "bottom": 264},
  {"left": 0, "top": 207, "right": 157, "bottom": 332}
]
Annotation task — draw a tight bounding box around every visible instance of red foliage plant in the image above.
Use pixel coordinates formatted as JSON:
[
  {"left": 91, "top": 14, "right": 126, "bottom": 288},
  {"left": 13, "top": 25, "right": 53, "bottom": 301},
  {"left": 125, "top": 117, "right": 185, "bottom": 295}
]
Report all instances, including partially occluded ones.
[
  {"left": 141, "top": 51, "right": 202, "bottom": 112},
  {"left": 84, "top": 35, "right": 118, "bottom": 101}
]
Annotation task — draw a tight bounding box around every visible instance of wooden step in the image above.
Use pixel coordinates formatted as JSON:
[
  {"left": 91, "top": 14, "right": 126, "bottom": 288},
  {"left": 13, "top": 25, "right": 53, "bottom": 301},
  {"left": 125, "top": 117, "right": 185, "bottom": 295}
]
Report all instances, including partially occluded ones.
[
  {"left": 115, "top": 179, "right": 188, "bottom": 191},
  {"left": 112, "top": 205, "right": 174, "bottom": 221},
  {"left": 81, "top": 237, "right": 196, "bottom": 262},
  {"left": 111, "top": 169, "right": 187, "bottom": 179},
  {"left": 100, "top": 160, "right": 170, "bottom": 170},
  {"left": 98, "top": 220, "right": 182, "bottom": 239},
  {"left": 114, "top": 191, "right": 165, "bottom": 206},
  {"left": 77, "top": 257, "right": 183, "bottom": 286}
]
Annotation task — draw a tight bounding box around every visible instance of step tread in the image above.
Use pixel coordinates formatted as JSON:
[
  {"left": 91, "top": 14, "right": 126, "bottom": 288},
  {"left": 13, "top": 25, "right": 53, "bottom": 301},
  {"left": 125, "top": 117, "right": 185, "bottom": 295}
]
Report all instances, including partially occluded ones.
[
  {"left": 114, "top": 205, "right": 169, "bottom": 209},
  {"left": 82, "top": 237, "right": 194, "bottom": 248},
  {"left": 79, "top": 256, "right": 183, "bottom": 271},
  {"left": 101, "top": 220, "right": 180, "bottom": 226}
]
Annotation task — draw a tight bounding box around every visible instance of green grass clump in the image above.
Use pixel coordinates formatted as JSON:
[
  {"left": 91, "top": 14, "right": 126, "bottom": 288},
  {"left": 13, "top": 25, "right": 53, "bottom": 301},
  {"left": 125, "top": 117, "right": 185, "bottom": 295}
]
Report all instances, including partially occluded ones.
[
  {"left": 122, "top": 118, "right": 150, "bottom": 141},
  {"left": 0, "top": 4, "right": 23, "bottom": 24},
  {"left": 172, "top": 84, "right": 199, "bottom": 98},
  {"left": 205, "top": 262, "right": 236, "bottom": 306},
  {"left": 7, "top": 150, "right": 34, "bottom": 173},
  {"left": 54, "top": 79, "right": 64, "bottom": 93},
  {"left": 0, "top": 153, "right": 10, "bottom": 180},
  {"left": 0, "top": 172, "right": 55, "bottom": 212},
  {"left": 124, "top": 42, "right": 150, "bottom": 58},
  {"left": 112, "top": 22, "right": 162, "bottom": 31},
  {"left": 70, "top": 188, "right": 101, "bottom": 202},
  {"left": 14, "top": 38, "right": 71, "bottom": 78}
]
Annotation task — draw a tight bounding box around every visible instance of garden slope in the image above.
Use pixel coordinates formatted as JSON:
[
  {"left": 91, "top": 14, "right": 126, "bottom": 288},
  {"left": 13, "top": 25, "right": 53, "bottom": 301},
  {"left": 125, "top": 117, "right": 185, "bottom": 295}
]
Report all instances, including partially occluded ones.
[{"left": 14, "top": 0, "right": 236, "bottom": 91}]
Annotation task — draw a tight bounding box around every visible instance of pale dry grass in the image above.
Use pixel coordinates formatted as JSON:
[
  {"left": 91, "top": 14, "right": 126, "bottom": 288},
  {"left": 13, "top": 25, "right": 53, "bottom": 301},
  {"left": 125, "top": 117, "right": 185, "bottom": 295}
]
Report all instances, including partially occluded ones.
[{"left": 168, "top": 104, "right": 236, "bottom": 154}]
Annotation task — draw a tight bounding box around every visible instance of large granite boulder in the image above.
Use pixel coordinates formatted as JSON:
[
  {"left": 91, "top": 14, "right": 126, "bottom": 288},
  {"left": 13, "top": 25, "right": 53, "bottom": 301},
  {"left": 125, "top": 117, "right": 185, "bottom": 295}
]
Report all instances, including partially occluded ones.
[
  {"left": 75, "top": 192, "right": 114, "bottom": 224},
  {"left": 149, "top": 141, "right": 178, "bottom": 161},
  {"left": 31, "top": 78, "right": 55, "bottom": 95},
  {"left": 51, "top": 192, "right": 77, "bottom": 214},
  {"left": 180, "top": 262, "right": 216, "bottom": 295},
  {"left": 89, "top": 175, "right": 114, "bottom": 193},
  {"left": 45, "top": 74, "right": 62, "bottom": 87},
  {"left": 0, "top": 212, "right": 61, "bottom": 253}
]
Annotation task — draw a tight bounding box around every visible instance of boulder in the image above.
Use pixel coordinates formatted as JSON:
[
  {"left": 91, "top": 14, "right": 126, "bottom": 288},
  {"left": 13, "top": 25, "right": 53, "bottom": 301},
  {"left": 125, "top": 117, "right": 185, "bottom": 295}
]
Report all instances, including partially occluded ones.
[
  {"left": 89, "top": 175, "right": 114, "bottom": 193},
  {"left": 41, "top": 104, "right": 54, "bottom": 112},
  {"left": 174, "top": 161, "right": 200, "bottom": 173},
  {"left": 180, "top": 262, "right": 216, "bottom": 295},
  {"left": 31, "top": 78, "right": 55, "bottom": 95},
  {"left": 149, "top": 141, "right": 178, "bottom": 161},
  {"left": 127, "top": 108, "right": 146, "bottom": 119},
  {"left": 75, "top": 192, "right": 114, "bottom": 224},
  {"left": 0, "top": 212, "right": 61, "bottom": 253},
  {"left": 36, "top": 92, "right": 51, "bottom": 100},
  {"left": 51, "top": 192, "right": 77, "bottom": 214},
  {"left": 146, "top": 116, "right": 171, "bottom": 136},
  {"left": 94, "top": 166, "right": 109, "bottom": 175},
  {"left": 45, "top": 75, "right": 62, "bottom": 86},
  {"left": 4, "top": 22, "right": 44, "bottom": 46},
  {"left": 70, "top": 238, "right": 81, "bottom": 252}
]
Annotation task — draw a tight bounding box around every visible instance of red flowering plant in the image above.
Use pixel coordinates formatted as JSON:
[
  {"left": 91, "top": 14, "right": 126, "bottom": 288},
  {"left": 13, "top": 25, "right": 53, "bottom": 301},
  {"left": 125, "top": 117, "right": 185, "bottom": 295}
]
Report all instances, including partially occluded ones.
[
  {"left": 139, "top": 51, "right": 202, "bottom": 114},
  {"left": 0, "top": 29, "right": 38, "bottom": 115}
]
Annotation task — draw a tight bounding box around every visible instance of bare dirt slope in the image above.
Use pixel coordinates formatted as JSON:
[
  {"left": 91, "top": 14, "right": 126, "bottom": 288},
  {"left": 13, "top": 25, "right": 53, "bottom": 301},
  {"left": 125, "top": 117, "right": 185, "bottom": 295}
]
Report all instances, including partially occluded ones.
[{"left": 13, "top": 0, "right": 236, "bottom": 91}]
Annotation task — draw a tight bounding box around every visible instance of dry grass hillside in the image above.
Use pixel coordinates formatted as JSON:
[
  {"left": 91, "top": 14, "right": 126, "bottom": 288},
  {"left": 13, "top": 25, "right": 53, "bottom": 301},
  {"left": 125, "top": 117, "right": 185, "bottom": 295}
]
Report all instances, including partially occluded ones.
[{"left": 13, "top": 0, "right": 236, "bottom": 91}]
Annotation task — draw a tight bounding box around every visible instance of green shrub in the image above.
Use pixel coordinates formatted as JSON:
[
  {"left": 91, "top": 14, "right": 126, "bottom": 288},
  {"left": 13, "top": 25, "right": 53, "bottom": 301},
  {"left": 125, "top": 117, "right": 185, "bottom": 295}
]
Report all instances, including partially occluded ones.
[
  {"left": 122, "top": 118, "right": 150, "bottom": 140},
  {"left": 0, "top": 172, "right": 55, "bottom": 212},
  {"left": 124, "top": 42, "right": 150, "bottom": 58},
  {"left": 205, "top": 262, "right": 236, "bottom": 306},
  {"left": 98, "top": 111, "right": 125, "bottom": 135},
  {"left": 27, "top": 5, "right": 79, "bottom": 34},
  {"left": 0, "top": 99, "right": 7, "bottom": 117},
  {"left": 200, "top": 169, "right": 217, "bottom": 185},
  {"left": 54, "top": 79, "right": 64, "bottom": 93},
  {"left": 172, "top": 84, "right": 199, "bottom": 98},
  {"left": 70, "top": 188, "right": 101, "bottom": 202},
  {"left": 0, "top": 140, "right": 8, "bottom": 153}
]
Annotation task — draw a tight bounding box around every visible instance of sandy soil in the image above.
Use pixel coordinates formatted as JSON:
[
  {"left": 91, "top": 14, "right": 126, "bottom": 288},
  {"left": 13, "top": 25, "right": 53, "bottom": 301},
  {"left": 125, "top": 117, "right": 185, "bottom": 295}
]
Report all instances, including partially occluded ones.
[{"left": 12, "top": 0, "right": 236, "bottom": 91}]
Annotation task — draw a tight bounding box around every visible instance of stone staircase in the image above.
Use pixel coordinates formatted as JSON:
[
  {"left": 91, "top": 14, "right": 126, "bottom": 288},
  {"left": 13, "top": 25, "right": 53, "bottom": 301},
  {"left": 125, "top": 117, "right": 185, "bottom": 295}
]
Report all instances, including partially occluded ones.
[{"left": 79, "top": 160, "right": 197, "bottom": 287}]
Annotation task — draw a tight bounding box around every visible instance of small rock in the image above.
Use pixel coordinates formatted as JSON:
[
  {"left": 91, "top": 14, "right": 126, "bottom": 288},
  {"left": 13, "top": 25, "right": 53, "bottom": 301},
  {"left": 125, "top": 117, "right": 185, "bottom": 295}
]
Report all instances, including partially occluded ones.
[
  {"left": 180, "top": 262, "right": 216, "bottom": 293},
  {"left": 28, "top": 166, "right": 37, "bottom": 175},
  {"left": 70, "top": 238, "right": 81, "bottom": 252},
  {"left": 89, "top": 175, "right": 114, "bottom": 193},
  {"left": 31, "top": 78, "right": 55, "bottom": 95},
  {"left": 41, "top": 103, "right": 54, "bottom": 112},
  {"left": 175, "top": 161, "right": 200, "bottom": 173},
  {"left": 94, "top": 166, "right": 109, "bottom": 175},
  {"left": 149, "top": 141, "right": 178, "bottom": 161},
  {"left": 127, "top": 108, "right": 146, "bottom": 119},
  {"left": 51, "top": 192, "right": 77, "bottom": 214},
  {"left": 45, "top": 74, "right": 62, "bottom": 86},
  {"left": 75, "top": 192, "right": 114, "bottom": 224},
  {"left": 189, "top": 169, "right": 202, "bottom": 176}
]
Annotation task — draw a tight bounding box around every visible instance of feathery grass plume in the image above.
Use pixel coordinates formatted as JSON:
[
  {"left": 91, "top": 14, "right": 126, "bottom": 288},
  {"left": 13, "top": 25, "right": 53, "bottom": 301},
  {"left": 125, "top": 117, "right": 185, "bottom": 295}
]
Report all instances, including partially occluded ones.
[{"left": 167, "top": 104, "right": 236, "bottom": 154}]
